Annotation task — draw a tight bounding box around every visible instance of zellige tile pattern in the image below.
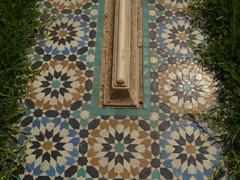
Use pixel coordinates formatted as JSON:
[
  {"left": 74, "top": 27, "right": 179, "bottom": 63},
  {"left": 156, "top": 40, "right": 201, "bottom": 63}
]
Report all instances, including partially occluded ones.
[{"left": 18, "top": 0, "right": 221, "bottom": 179}]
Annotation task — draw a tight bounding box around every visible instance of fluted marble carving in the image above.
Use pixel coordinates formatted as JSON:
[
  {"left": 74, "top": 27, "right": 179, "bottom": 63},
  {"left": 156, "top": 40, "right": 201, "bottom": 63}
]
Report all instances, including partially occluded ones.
[{"left": 113, "top": 0, "right": 130, "bottom": 88}]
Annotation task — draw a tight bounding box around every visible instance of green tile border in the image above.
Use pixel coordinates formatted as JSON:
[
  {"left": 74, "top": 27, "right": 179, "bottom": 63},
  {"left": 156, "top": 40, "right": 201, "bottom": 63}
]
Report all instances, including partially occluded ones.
[{"left": 89, "top": 0, "right": 151, "bottom": 118}]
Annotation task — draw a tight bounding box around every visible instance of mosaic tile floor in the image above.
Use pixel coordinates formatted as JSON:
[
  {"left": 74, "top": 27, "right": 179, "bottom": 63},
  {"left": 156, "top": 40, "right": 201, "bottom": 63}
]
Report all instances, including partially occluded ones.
[{"left": 18, "top": 0, "right": 221, "bottom": 179}]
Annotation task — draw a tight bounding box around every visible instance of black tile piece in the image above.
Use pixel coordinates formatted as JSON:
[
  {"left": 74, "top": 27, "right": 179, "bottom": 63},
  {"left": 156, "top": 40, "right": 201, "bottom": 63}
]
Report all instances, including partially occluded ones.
[
  {"left": 79, "top": 129, "right": 89, "bottom": 138},
  {"left": 69, "top": 55, "right": 77, "bottom": 61},
  {"left": 139, "top": 167, "right": 151, "bottom": 179},
  {"left": 69, "top": 118, "right": 80, "bottom": 129},
  {"left": 90, "top": 22, "right": 97, "bottom": 28},
  {"left": 83, "top": 93, "right": 91, "bottom": 101},
  {"left": 32, "top": 61, "right": 43, "bottom": 69},
  {"left": 151, "top": 81, "right": 158, "bottom": 92},
  {"left": 88, "top": 41, "right": 95, "bottom": 47},
  {"left": 151, "top": 94, "right": 159, "bottom": 103},
  {"left": 151, "top": 142, "right": 160, "bottom": 156},
  {"left": 74, "top": 9, "right": 82, "bottom": 15},
  {"left": 34, "top": 109, "right": 43, "bottom": 117},
  {"left": 87, "top": 166, "right": 99, "bottom": 178},
  {"left": 177, "top": 153, "right": 187, "bottom": 164},
  {"left": 173, "top": 145, "right": 184, "bottom": 153},
  {"left": 88, "top": 118, "right": 100, "bottom": 130},
  {"left": 150, "top": 131, "right": 159, "bottom": 140},
  {"left": 78, "top": 156, "right": 88, "bottom": 166},
  {"left": 160, "top": 168, "right": 173, "bottom": 179},
  {"left": 151, "top": 158, "right": 160, "bottom": 168},
  {"left": 36, "top": 176, "right": 51, "bottom": 180},
  {"left": 115, "top": 132, "right": 124, "bottom": 142},
  {"left": 85, "top": 79, "right": 92, "bottom": 91},
  {"left": 21, "top": 116, "right": 33, "bottom": 127},
  {"left": 25, "top": 99, "right": 35, "bottom": 109},
  {"left": 139, "top": 120, "right": 150, "bottom": 131},
  {"left": 54, "top": 55, "right": 65, "bottom": 61},
  {"left": 65, "top": 166, "right": 78, "bottom": 177},
  {"left": 35, "top": 46, "right": 44, "bottom": 55},
  {"left": 159, "top": 103, "right": 171, "bottom": 113},
  {"left": 158, "top": 121, "right": 170, "bottom": 131},
  {"left": 77, "top": 47, "right": 88, "bottom": 55},
  {"left": 45, "top": 110, "right": 59, "bottom": 117},
  {"left": 76, "top": 60, "right": 86, "bottom": 70},
  {"left": 188, "top": 156, "right": 197, "bottom": 166},
  {"left": 126, "top": 144, "right": 137, "bottom": 152},
  {"left": 158, "top": 63, "right": 168, "bottom": 72},
  {"left": 61, "top": 110, "right": 70, "bottom": 118},
  {"left": 79, "top": 141, "right": 88, "bottom": 155},
  {"left": 196, "top": 154, "right": 207, "bottom": 164},
  {"left": 81, "top": 14, "right": 90, "bottom": 22},
  {"left": 89, "top": 30, "right": 96, "bottom": 39},
  {"left": 85, "top": 70, "right": 93, "bottom": 78},
  {"left": 70, "top": 101, "right": 82, "bottom": 111},
  {"left": 176, "top": 136, "right": 186, "bottom": 146},
  {"left": 115, "top": 154, "right": 124, "bottom": 165}
]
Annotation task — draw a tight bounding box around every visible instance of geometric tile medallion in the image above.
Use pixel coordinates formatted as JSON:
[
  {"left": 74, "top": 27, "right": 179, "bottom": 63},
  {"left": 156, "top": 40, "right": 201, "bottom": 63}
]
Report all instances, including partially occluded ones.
[
  {"left": 87, "top": 117, "right": 151, "bottom": 179},
  {"left": 47, "top": 17, "right": 90, "bottom": 54},
  {"left": 159, "top": 121, "right": 220, "bottom": 179},
  {"left": 23, "top": 117, "right": 80, "bottom": 177},
  {"left": 28, "top": 60, "right": 85, "bottom": 111},
  {"left": 156, "top": 15, "right": 204, "bottom": 62},
  {"left": 158, "top": 61, "right": 217, "bottom": 114}
]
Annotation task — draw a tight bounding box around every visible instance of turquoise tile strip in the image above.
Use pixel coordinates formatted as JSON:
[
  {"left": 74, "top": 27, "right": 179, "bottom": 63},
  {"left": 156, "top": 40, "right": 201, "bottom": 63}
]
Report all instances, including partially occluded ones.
[{"left": 90, "top": 0, "right": 150, "bottom": 118}]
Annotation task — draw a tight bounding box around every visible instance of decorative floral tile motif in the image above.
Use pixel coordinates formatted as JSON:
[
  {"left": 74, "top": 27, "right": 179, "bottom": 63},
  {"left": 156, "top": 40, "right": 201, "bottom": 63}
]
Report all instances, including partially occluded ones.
[
  {"left": 22, "top": 117, "right": 80, "bottom": 177},
  {"left": 156, "top": 15, "right": 204, "bottom": 62},
  {"left": 87, "top": 117, "right": 152, "bottom": 179},
  {"left": 42, "top": 15, "right": 94, "bottom": 56},
  {"left": 159, "top": 121, "right": 220, "bottom": 179},
  {"left": 34, "top": 1, "right": 98, "bottom": 58},
  {"left": 47, "top": 17, "right": 89, "bottom": 53},
  {"left": 28, "top": 60, "right": 85, "bottom": 111},
  {"left": 158, "top": 62, "right": 217, "bottom": 114}
]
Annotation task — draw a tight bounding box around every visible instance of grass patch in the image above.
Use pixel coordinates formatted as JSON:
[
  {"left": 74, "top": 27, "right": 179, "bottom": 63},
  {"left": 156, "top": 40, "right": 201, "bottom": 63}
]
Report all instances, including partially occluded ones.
[
  {"left": 188, "top": 0, "right": 240, "bottom": 178},
  {"left": 0, "top": 0, "right": 43, "bottom": 178}
]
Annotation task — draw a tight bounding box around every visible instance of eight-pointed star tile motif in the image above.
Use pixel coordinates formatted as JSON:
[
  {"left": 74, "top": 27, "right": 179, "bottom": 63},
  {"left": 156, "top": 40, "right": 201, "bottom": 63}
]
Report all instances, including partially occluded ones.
[
  {"left": 87, "top": 118, "right": 152, "bottom": 179},
  {"left": 158, "top": 62, "right": 217, "bottom": 114},
  {"left": 28, "top": 60, "right": 85, "bottom": 111}
]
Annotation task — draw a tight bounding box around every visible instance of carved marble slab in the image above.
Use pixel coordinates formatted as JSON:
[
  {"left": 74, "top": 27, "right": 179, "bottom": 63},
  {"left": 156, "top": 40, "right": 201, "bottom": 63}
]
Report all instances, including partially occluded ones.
[{"left": 101, "top": 0, "right": 142, "bottom": 108}]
